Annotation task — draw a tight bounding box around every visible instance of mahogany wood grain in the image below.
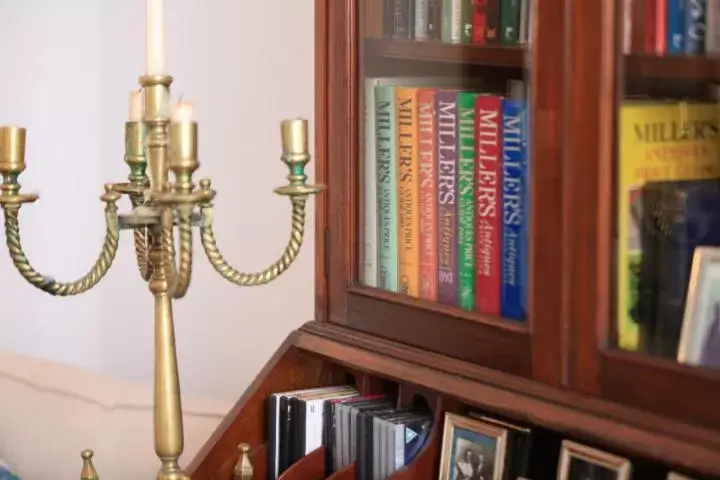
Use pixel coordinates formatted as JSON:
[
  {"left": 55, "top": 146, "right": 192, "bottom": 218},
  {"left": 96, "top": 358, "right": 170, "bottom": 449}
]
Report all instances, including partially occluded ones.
[
  {"left": 326, "top": 464, "right": 356, "bottom": 480},
  {"left": 314, "top": 0, "right": 329, "bottom": 323},
  {"left": 625, "top": 54, "right": 720, "bottom": 81},
  {"left": 346, "top": 287, "right": 531, "bottom": 376},
  {"left": 565, "top": 0, "right": 615, "bottom": 395},
  {"left": 326, "top": 0, "right": 355, "bottom": 325},
  {"left": 364, "top": 38, "right": 525, "bottom": 66},
  {"left": 600, "top": 351, "right": 720, "bottom": 431},
  {"left": 296, "top": 324, "right": 720, "bottom": 476},
  {"left": 277, "top": 447, "right": 326, "bottom": 480},
  {"left": 527, "top": 0, "right": 567, "bottom": 387}
]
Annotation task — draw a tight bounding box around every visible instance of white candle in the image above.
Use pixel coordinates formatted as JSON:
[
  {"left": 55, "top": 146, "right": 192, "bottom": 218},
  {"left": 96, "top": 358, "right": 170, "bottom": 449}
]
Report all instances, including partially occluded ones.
[
  {"left": 129, "top": 90, "right": 143, "bottom": 121},
  {"left": 172, "top": 100, "right": 194, "bottom": 123},
  {"left": 146, "top": 0, "right": 165, "bottom": 75}
]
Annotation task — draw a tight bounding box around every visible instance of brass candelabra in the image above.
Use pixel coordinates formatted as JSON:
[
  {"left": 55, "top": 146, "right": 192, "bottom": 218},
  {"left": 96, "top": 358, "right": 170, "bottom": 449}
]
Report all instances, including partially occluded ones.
[{"left": 0, "top": 74, "right": 322, "bottom": 480}]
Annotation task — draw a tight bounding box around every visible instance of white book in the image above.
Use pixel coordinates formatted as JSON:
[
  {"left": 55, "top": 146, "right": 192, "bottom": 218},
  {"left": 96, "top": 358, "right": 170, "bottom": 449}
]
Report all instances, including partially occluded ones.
[
  {"left": 707, "top": 0, "right": 720, "bottom": 54},
  {"left": 415, "top": 0, "right": 429, "bottom": 40}
]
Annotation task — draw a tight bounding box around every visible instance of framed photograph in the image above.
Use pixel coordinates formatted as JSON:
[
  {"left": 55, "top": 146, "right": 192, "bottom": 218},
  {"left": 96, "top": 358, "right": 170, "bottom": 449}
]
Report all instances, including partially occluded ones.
[
  {"left": 678, "top": 246, "right": 720, "bottom": 369},
  {"left": 438, "top": 412, "right": 508, "bottom": 480},
  {"left": 557, "top": 440, "right": 631, "bottom": 480},
  {"left": 667, "top": 473, "right": 694, "bottom": 480}
]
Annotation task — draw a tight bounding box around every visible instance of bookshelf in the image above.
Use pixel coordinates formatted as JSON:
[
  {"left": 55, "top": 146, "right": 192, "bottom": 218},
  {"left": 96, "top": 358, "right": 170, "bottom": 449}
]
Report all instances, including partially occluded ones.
[{"left": 187, "top": 0, "right": 720, "bottom": 479}]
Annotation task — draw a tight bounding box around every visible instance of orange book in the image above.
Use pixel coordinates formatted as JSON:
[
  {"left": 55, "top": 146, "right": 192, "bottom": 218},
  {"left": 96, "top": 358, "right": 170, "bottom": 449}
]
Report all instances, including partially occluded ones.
[
  {"left": 396, "top": 87, "right": 421, "bottom": 297},
  {"left": 417, "top": 88, "right": 438, "bottom": 301}
]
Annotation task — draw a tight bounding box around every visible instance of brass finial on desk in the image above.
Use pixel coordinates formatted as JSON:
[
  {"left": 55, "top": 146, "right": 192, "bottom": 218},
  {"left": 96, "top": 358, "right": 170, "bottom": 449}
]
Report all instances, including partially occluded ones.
[
  {"left": 80, "top": 449, "right": 99, "bottom": 480},
  {"left": 233, "top": 443, "right": 253, "bottom": 480}
]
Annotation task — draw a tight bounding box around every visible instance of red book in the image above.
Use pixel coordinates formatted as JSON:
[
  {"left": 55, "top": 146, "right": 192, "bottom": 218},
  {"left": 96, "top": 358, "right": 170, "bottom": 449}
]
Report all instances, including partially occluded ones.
[
  {"left": 474, "top": 95, "right": 503, "bottom": 316},
  {"left": 644, "top": 0, "right": 666, "bottom": 54},
  {"left": 472, "top": 0, "right": 489, "bottom": 44},
  {"left": 418, "top": 88, "right": 438, "bottom": 301}
]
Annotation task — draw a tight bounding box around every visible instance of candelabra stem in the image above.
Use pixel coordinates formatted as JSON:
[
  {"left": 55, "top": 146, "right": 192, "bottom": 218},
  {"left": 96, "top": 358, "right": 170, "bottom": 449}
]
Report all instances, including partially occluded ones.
[
  {"left": 153, "top": 291, "right": 185, "bottom": 480},
  {"left": 148, "top": 219, "right": 186, "bottom": 480}
]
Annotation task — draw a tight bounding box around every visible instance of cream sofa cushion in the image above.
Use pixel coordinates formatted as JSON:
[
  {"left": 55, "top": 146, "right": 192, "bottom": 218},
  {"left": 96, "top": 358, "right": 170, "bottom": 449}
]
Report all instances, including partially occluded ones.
[{"left": 0, "top": 350, "right": 232, "bottom": 480}]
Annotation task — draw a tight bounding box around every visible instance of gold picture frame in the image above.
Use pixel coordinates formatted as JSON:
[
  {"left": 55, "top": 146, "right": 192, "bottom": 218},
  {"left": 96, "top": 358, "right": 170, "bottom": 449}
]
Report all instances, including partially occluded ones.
[
  {"left": 678, "top": 246, "right": 720, "bottom": 368},
  {"left": 557, "top": 440, "right": 631, "bottom": 480},
  {"left": 438, "top": 412, "right": 508, "bottom": 480}
]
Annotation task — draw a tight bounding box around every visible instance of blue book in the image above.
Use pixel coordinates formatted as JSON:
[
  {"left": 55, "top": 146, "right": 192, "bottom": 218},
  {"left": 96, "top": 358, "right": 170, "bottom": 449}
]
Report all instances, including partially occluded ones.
[
  {"left": 375, "top": 85, "right": 400, "bottom": 292},
  {"left": 500, "top": 98, "right": 528, "bottom": 321},
  {"left": 667, "top": 0, "right": 686, "bottom": 53},
  {"left": 685, "top": 0, "right": 707, "bottom": 54}
]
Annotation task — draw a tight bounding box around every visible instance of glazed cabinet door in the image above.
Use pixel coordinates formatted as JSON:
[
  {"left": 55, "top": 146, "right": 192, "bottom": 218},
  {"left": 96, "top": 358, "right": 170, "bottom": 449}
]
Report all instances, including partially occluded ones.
[
  {"left": 318, "top": 0, "right": 567, "bottom": 383},
  {"left": 567, "top": 0, "right": 720, "bottom": 447}
]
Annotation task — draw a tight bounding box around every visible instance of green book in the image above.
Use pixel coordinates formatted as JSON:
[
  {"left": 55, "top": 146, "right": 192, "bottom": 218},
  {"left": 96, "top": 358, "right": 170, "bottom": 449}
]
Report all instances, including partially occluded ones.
[
  {"left": 500, "top": 0, "right": 521, "bottom": 44},
  {"left": 457, "top": 92, "right": 479, "bottom": 311},
  {"left": 462, "top": 0, "right": 474, "bottom": 44}
]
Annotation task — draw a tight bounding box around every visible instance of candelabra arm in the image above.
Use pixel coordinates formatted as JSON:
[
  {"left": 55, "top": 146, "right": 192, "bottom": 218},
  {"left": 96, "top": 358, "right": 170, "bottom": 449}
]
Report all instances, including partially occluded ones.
[
  {"left": 200, "top": 193, "right": 308, "bottom": 286},
  {"left": 163, "top": 206, "right": 193, "bottom": 299},
  {"left": 131, "top": 193, "right": 153, "bottom": 281},
  {"left": 1, "top": 185, "right": 121, "bottom": 296}
]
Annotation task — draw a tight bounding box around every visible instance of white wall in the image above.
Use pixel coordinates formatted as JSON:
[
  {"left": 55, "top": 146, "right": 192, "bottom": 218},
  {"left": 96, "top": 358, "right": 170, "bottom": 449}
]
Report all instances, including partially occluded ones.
[{"left": 0, "top": 0, "right": 316, "bottom": 401}]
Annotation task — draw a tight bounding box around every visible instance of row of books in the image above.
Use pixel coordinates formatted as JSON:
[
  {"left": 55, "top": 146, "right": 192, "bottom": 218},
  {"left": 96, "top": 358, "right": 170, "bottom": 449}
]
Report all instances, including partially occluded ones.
[
  {"left": 362, "top": 77, "right": 529, "bottom": 320},
  {"left": 623, "top": 0, "right": 720, "bottom": 55},
  {"left": 266, "top": 386, "right": 432, "bottom": 480},
  {"left": 382, "top": 0, "right": 531, "bottom": 46}
]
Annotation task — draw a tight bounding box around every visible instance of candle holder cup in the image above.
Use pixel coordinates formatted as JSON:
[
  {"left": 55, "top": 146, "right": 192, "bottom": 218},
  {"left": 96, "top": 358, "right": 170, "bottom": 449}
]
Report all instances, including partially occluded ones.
[{"left": 0, "top": 73, "right": 324, "bottom": 480}]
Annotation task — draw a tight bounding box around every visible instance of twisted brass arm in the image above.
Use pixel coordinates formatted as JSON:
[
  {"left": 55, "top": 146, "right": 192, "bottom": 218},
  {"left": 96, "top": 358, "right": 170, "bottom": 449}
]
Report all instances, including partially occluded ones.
[
  {"left": 200, "top": 196, "right": 307, "bottom": 286},
  {"left": 162, "top": 206, "right": 193, "bottom": 299},
  {"left": 1, "top": 189, "right": 121, "bottom": 296},
  {"left": 130, "top": 193, "right": 153, "bottom": 281}
]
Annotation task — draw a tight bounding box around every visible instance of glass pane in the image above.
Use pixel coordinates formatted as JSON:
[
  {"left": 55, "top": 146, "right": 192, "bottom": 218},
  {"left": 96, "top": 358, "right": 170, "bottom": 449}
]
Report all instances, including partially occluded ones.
[
  {"left": 614, "top": 0, "right": 720, "bottom": 368},
  {"left": 358, "top": 0, "right": 533, "bottom": 323}
]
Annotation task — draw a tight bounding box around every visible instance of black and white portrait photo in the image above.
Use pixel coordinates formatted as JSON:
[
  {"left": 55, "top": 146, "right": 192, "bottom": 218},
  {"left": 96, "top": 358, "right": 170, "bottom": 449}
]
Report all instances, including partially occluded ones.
[{"left": 439, "top": 413, "right": 508, "bottom": 480}]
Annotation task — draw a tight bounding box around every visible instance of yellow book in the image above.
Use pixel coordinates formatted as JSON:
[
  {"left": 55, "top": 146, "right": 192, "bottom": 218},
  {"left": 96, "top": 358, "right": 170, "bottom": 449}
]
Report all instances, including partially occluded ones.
[
  {"left": 396, "top": 87, "right": 421, "bottom": 297},
  {"left": 616, "top": 101, "right": 720, "bottom": 350}
]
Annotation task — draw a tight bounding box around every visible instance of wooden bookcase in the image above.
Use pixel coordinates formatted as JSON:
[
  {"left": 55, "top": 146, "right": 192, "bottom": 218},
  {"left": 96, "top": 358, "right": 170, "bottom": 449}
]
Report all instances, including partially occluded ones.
[{"left": 188, "top": 0, "right": 720, "bottom": 478}]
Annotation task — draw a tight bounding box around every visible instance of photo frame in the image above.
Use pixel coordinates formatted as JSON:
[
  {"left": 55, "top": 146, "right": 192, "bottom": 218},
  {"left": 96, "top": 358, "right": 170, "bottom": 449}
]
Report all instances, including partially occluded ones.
[
  {"left": 667, "top": 473, "right": 695, "bottom": 480},
  {"left": 557, "top": 440, "right": 631, "bottom": 480},
  {"left": 678, "top": 246, "right": 720, "bottom": 368},
  {"left": 438, "top": 412, "right": 508, "bottom": 480}
]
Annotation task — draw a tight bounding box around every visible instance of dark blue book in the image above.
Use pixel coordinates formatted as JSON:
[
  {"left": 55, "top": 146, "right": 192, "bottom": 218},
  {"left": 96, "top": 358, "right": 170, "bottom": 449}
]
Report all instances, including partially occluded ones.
[{"left": 500, "top": 98, "right": 528, "bottom": 321}]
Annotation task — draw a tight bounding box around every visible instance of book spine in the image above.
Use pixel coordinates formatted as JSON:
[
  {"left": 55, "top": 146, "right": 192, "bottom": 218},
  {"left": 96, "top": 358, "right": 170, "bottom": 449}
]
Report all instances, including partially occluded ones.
[
  {"left": 685, "top": 0, "right": 707, "bottom": 54},
  {"left": 462, "top": 0, "right": 475, "bottom": 43},
  {"left": 500, "top": 99, "right": 527, "bottom": 321},
  {"left": 392, "top": 0, "right": 411, "bottom": 39},
  {"left": 375, "top": 85, "right": 400, "bottom": 292},
  {"left": 363, "top": 79, "right": 379, "bottom": 288},
  {"left": 418, "top": 89, "right": 439, "bottom": 301},
  {"left": 396, "top": 87, "right": 421, "bottom": 297},
  {"left": 383, "top": 0, "right": 395, "bottom": 37},
  {"left": 415, "top": 0, "right": 430, "bottom": 40},
  {"left": 472, "top": 0, "right": 489, "bottom": 44},
  {"left": 443, "top": 0, "right": 463, "bottom": 43},
  {"left": 436, "top": 91, "right": 459, "bottom": 306},
  {"left": 475, "top": 95, "right": 503, "bottom": 316},
  {"left": 667, "top": 0, "right": 686, "bottom": 53},
  {"left": 707, "top": 0, "right": 720, "bottom": 53},
  {"left": 428, "top": 0, "right": 443, "bottom": 40},
  {"left": 518, "top": 0, "right": 529, "bottom": 44},
  {"left": 457, "top": 92, "right": 479, "bottom": 311},
  {"left": 645, "top": 0, "right": 667, "bottom": 53},
  {"left": 500, "top": 0, "right": 521, "bottom": 44},
  {"left": 485, "top": 0, "right": 501, "bottom": 43}
]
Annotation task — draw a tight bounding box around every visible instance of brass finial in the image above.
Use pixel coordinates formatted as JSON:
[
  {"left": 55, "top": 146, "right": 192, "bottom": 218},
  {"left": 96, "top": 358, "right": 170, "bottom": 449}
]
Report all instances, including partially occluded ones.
[
  {"left": 80, "top": 449, "right": 99, "bottom": 480},
  {"left": 233, "top": 443, "right": 253, "bottom": 480}
]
